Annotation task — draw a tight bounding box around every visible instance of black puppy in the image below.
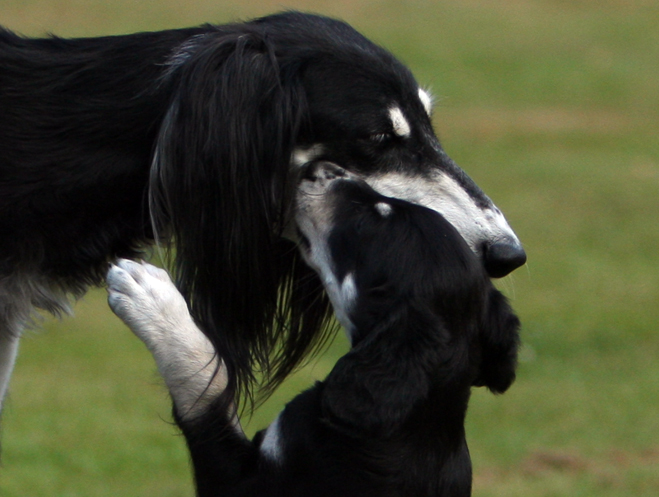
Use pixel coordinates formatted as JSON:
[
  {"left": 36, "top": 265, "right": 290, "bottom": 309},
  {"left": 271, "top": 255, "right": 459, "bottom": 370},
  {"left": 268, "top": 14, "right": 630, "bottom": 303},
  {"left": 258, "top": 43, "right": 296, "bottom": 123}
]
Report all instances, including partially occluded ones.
[{"left": 107, "top": 162, "right": 520, "bottom": 497}]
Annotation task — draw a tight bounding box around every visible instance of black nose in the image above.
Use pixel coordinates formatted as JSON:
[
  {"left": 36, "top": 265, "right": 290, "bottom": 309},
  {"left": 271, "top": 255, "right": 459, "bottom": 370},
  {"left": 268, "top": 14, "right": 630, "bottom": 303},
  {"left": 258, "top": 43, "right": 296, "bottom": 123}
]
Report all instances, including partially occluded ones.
[{"left": 483, "top": 241, "right": 527, "bottom": 278}]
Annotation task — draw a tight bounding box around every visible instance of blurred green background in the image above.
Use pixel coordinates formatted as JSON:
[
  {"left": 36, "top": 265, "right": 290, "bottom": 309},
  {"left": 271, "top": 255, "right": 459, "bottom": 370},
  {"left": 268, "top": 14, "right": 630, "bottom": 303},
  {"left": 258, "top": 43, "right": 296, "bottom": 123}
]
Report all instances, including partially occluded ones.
[{"left": 1, "top": 1, "right": 657, "bottom": 495}]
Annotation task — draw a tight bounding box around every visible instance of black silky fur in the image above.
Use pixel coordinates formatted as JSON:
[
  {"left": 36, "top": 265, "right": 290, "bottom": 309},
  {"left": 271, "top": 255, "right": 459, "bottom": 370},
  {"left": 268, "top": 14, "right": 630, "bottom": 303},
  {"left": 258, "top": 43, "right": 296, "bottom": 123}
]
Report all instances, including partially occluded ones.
[
  {"left": 1, "top": 11, "right": 520, "bottom": 411},
  {"left": 175, "top": 179, "right": 520, "bottom": 497},
  {"left": 0, "top": 12, "right": 411, "bottom": 406}
]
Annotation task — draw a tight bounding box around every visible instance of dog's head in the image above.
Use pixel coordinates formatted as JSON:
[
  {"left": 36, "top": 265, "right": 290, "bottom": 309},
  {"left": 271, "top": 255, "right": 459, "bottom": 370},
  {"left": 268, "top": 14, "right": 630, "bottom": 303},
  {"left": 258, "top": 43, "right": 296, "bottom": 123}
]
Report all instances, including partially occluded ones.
[
  {"left": 152, "top": 11, "right": 523, "bottom": 404},
  {"left": 270, "top": 12, "right": 526, "bottom": 278},
  {"left": 296, "top": 162, "right": 520, "bottom": 393}
]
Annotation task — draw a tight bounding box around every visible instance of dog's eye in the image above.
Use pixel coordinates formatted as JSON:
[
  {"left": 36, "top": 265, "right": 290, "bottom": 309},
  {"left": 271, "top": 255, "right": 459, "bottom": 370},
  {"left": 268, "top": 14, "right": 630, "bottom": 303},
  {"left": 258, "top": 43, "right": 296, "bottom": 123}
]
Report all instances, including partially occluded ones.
[{"left": 370, "top": 132, "right": 393, "bottom": 144}]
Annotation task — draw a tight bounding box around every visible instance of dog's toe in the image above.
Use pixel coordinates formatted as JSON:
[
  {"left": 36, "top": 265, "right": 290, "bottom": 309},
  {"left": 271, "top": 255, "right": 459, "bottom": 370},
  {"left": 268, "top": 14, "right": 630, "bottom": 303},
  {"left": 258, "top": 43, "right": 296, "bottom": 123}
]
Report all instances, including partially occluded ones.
[
  {"left": 141, "top": 260, "right": 172, "bottom": 283},
  {"left": 115, "top": 258, "right": 149, "bottom": 284},
  {"left": 107, "top": 264, "right": 138, "bottom": 295}
]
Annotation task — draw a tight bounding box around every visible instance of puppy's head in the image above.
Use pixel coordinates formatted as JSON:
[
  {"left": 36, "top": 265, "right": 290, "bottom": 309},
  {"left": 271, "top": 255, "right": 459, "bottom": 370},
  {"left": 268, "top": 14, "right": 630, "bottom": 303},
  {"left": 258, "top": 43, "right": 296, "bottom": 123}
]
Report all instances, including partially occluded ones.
[{"left": 296, "top": 162, "right": 519, "bottom": 391}]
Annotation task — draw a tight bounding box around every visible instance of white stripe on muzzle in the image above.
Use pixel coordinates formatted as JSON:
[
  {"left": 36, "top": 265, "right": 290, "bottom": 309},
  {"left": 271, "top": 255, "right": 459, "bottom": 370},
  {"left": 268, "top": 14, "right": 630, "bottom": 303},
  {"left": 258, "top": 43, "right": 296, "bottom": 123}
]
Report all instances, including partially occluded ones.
[{"left": 366, "top": 171, "right": 519, "bottom": 257}]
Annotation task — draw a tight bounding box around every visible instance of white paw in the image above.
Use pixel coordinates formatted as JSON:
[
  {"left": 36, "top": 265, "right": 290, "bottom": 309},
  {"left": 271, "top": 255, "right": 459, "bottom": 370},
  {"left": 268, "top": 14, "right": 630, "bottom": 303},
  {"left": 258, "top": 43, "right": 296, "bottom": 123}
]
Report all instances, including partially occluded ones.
[
  {"left": 107, "top": 259, "right": 226, "bottom": 420},
  {"left": 107, "top": 259, "right": 191, "bottom": 349}
]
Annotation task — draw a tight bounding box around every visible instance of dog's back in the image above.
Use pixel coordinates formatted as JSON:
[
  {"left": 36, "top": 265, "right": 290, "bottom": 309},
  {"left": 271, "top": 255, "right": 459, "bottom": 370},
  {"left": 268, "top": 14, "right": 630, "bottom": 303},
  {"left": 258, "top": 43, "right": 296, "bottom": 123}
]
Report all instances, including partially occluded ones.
[{"left": 0, "top": 28, "right": 200, "bottom": 286}]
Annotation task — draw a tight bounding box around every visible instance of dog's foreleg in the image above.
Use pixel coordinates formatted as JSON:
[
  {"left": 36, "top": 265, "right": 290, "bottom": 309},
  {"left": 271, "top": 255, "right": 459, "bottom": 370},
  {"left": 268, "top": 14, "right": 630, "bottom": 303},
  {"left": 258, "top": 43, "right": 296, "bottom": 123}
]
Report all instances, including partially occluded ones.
[
  {"left": 107, "top": 259, "right": 233, "bottom": 424},
  {"left": 0, "top": 332, "right": 20, "bottom": 413}
]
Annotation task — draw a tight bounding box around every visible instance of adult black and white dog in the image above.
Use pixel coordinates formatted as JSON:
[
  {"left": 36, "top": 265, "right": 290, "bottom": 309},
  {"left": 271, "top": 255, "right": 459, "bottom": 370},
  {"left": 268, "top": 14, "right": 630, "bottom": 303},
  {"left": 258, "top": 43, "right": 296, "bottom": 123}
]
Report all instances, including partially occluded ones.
[
  {"left": 0, "top": 12, "right": 525, "bottom": 413},
  {"left": 107, "top": 162, "right": 521, "bottom": 497}
]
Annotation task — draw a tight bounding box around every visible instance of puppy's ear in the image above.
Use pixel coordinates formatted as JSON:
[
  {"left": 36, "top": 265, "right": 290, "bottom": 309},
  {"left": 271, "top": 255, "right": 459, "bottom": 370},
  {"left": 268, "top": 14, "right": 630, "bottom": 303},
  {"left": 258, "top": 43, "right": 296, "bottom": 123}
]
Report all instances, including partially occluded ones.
[
  {"left": 474, "top": 289, "right": 520, "bottom": 394},
  {"left": 149, "top": 30, "right": 329, "bottom": 407}
]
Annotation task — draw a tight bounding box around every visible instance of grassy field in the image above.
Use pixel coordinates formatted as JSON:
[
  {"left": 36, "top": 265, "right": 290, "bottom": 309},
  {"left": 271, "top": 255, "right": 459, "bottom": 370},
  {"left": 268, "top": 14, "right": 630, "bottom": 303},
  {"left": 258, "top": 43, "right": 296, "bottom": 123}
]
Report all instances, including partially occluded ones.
[{"left": 1, "top": 0, "right": 658, "bottom": 495}]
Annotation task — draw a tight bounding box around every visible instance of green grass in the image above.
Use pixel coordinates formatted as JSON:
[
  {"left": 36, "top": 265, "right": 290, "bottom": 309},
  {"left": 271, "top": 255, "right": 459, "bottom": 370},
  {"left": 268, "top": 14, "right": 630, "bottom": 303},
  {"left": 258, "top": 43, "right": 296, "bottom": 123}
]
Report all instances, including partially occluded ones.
[{"left": 1, "top": 1, "right": 658, "bottom": 495}]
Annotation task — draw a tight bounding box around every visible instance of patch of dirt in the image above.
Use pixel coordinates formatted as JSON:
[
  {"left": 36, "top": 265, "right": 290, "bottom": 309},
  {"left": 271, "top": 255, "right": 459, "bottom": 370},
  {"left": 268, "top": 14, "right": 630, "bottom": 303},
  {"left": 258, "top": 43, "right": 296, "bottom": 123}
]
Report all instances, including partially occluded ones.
[
  {"left": 521, "top": 449, "right": 590, "bottom": 475},
  {"left": 473, "top": 446, "right": 659, "bottom": 489}
]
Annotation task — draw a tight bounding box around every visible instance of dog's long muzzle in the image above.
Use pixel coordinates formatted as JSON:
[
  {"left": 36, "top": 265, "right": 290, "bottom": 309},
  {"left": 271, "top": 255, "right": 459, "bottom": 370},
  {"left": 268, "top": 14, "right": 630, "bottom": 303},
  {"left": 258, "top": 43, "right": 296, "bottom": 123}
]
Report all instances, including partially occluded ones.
[{"left": 297, "top": 161, "right": 526, "bottom": 279}]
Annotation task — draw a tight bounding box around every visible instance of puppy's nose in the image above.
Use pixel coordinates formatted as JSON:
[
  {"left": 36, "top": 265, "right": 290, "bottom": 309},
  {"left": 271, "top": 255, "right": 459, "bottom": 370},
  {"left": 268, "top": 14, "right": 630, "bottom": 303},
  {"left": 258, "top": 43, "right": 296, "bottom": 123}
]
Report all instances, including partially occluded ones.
[{"left": 483, "top": 240, "right": 527, "bottom": 278}]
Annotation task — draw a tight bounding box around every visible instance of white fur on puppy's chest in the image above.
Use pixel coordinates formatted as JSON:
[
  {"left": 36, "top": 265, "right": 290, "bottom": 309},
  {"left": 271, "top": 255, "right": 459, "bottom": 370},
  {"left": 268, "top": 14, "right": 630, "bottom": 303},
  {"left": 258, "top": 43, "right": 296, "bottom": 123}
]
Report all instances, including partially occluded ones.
[
  {"left": 260, "top": 413, "right": 285, "bottom": 463},
  {"left": 389, "top": 107, "right": 411, "bottom": 138}
]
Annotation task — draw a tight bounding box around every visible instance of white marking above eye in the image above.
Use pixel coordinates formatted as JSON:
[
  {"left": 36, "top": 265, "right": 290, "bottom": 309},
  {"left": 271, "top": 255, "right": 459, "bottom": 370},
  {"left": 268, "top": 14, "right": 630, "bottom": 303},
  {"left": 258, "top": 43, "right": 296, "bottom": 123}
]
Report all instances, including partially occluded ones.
[
  {"left": 375, "top": 202, "right": 393, "bottom": 217},
  {"left": 418, "top": 88, "right": 433, "bottom": 116},
  {"left": 389, "top": 107, "right": 411, "bottom": 138}
]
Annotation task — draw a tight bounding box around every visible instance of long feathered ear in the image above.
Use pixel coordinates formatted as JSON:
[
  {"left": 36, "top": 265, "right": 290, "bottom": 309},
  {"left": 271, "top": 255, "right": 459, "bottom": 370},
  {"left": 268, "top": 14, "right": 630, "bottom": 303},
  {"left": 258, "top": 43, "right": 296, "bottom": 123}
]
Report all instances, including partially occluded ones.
[
  {"left": 322, "top": 309, "right": 451, "bottom": 437},
  {"left": 474, "top": 289, "right": 521, "bottom": 394},
  {"left": 149, "top": 29, "right": 333, "bottom": 410}
]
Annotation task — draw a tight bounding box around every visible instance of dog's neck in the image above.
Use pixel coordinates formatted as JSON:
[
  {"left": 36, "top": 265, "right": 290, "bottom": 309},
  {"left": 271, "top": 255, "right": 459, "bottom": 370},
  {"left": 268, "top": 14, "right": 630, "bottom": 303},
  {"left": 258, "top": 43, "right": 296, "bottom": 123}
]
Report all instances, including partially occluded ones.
[
  {"left": 321, "top": 305, "right": 475, "bottom": 495},
  {"left": 325, "top": 300, "right": 476, "bottom": 435}
]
